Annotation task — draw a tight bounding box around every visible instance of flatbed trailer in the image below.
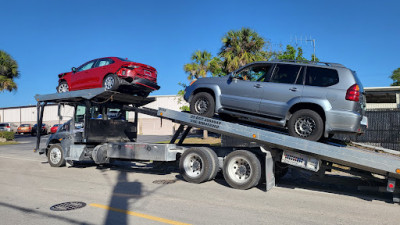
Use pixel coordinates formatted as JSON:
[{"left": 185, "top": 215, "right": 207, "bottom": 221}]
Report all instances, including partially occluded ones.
[{"left": 34, "top": 88, "right": 400, "bottom": 203}]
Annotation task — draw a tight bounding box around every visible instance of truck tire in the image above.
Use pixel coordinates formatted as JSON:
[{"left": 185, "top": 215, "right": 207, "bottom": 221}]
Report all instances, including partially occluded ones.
[
  {"left": 179, "top": 147, "right": 216, "bottom": 183},
  {"left": 190, "top": 92, "right": 215, "bottom": 118},
  {"left": 92, "top": 144, "right": 109, "bottom": 164},
  {"left": 223, "top": 150, "right": 261, "bottom": 190},
  {"left": 47, "top": 144, "right": 66, "bottom": 167},
  {"left": 201, "top": 147, "right": 219, "bottom": 181},
  {"left": 288, "top": 109, "right": 324, "bottom": 141}
]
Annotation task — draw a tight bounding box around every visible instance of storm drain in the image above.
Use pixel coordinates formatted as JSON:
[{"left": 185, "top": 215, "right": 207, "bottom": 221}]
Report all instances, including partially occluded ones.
[
  {"left": 50, "top": 201, "right": 87, "bottom": 211},
  {"left": 152, "top": 179, "right": 176, "bottom": 184}
]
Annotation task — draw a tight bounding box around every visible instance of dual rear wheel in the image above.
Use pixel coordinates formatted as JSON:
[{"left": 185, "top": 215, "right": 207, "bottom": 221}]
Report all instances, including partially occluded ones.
[{"left": 179, "top": 148, "right": 262, "bottom": 190}]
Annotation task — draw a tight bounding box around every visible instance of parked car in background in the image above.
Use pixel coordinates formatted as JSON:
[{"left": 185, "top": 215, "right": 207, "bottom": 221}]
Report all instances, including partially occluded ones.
[
  {"left": 184, "top": 60, "right": 368, "bottom": 141},
  {"left": 50, "top": 124, "right": 62, "bottom": 134},
  {"left": 0, "top": 123, "right": 18, "bottom": 133},
  {"left": 17, "top": 124, "right": 32, "bottom": 134},
  {"left": 31, "top": 124, "right": 49, "bottom": 136},
  {"left": 57, "top": 57, "right": 160, "bottom": 97}
]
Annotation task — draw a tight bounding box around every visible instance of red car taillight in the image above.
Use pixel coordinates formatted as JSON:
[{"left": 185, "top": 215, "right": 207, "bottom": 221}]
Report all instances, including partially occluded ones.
[
  {"left": 6, "top": 126, "right": 10, "bottom": 128},
  {"left": 345, "top": 84, "right": 360, "bottom": 102}
]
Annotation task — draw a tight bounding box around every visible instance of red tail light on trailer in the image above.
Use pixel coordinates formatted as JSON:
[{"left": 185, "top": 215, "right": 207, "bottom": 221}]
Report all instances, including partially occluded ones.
[{"left": 345, "top": 84, "right": 360, "bottom": 102}]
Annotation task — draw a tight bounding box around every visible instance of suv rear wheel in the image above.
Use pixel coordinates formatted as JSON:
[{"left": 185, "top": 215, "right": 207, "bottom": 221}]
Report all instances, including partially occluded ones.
[
  {"left": 288, "top": 109, "right": 324, "bottom": 141},
  {"left": 190, "top": 92, "right": 215, "bottom": 118}
]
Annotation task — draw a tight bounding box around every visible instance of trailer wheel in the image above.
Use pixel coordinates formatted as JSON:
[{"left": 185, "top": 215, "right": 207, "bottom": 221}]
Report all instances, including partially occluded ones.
[
  {"left": 48, "top": 144, "right": 66, "bottom": 167},
  {"left": 190, "top": 92, "right": 215, "bottom": 118},
  {"left": 179, "top": 147, "right": 216, "bottom": 183},
  {"left": 223, "top": 150, "right": 261, "bottom": 190}
]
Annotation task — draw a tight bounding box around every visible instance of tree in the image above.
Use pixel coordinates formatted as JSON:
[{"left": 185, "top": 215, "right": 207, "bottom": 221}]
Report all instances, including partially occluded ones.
[
  {"left": 390, "top": 68, "right": 400, "bottom": 86},
  {"left": 0, "top": 50, "right": 19, "bottom": 92},
  {"left": 183, "top": 50, "right": 212, "bottom": 81},
  {"left": 277, "top": 45, "right": 307, "bottom": 61},
  {"left": 219, "top": 28, "right": 272, "bottom": 74}
]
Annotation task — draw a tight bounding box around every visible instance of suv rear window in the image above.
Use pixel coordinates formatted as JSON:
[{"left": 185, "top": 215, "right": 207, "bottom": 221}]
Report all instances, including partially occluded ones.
[{"left": 305, "top": 67, "right": 339, "bottom": 87}]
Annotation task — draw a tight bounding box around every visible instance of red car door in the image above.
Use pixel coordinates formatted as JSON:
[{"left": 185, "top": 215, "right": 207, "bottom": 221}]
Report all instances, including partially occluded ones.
[
  {"left": 90, "top": 58, "right": 116, "bottom": 88},
  {"left": 70, "top": 60, "right": 97, "bottom": 90}
]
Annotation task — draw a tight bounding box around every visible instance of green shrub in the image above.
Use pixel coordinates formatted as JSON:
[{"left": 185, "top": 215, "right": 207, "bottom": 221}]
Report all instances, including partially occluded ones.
[{"left": 0, "top": 131, "right": 14, "bottom": 141}]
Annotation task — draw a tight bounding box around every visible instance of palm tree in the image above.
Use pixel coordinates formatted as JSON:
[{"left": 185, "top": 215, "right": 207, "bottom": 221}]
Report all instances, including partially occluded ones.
[
  {"left": 0, "top": 50, "right": 19, "bottom": 92},
  {"left": 183, "top": 50, "right": 212, "bottom": 81},
  {"left": 219, "top": 28, "right": 270, "bottom": 74}
]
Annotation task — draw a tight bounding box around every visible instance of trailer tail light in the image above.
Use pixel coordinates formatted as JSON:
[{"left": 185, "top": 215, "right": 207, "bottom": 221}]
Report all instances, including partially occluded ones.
[
  {"left": 387, "top": 178, "right": 396, "bottom": 192},
  {"left": 345, "top": 84, "right": 360, "bottom": 102}
]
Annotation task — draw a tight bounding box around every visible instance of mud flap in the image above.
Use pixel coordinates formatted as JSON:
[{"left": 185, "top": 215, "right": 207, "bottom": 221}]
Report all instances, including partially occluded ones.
[{"left": 265, "top": 151, "right": 276, "bottom": 191}]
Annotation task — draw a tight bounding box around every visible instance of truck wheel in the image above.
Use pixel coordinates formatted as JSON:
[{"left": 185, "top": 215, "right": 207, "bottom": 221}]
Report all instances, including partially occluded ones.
[
  {"left": 92, "top": 144, "right": 109, "bottom": 164},
  {"left": 288, "top": 109, "right": 324, "bottom": 141},
  {"left": 57, "top": 81, "right": 69, "bottom": 93},
  {"left": 201, "top": 147, "right": 219, "bottom": 181},
  {"left": 190, "top": 92, "right": 215, "bottom": 118},
  {"left": 223, "top": 150, "right": 261, "bottom": 190},
  {"left": 179, "top": 147, "right": 216, "bottom": 183},
  {"left": 103, "top": 74, "right": 119, "bottom": 91},
  {"left": 48, "top": 144, "right": 66, "bottom": 167}
]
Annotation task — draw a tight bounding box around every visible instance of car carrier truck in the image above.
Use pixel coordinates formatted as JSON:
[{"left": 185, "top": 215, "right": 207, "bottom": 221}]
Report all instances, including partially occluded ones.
[{"left": 34, "top": 88, "right": 400, "bottom": 203}]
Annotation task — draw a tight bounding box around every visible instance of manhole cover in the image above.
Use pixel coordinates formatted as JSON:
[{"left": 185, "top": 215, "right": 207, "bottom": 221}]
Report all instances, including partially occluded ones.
[
  {"left": 50, "top": 201, "right": 86, "bottom": 211},
  {"left": 152, "top": 179, "right": 176, "bottom": 184}
]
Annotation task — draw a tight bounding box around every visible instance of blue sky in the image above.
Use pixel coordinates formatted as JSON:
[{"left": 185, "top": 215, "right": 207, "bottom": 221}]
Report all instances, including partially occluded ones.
[{"left": 1, "top": 0, "right": 399, "bottom": 107}]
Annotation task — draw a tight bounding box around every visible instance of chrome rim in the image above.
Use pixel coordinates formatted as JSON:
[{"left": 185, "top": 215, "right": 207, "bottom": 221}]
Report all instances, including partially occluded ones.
[
  {"left": 194, "top": 97, "right": 209, "bottom": 114},
  {"left": 58, "top": 83, "right": 69, "bottom": 93},
  {"left": 50, "top": 147, "right": 62, "bottom": 165},
  {"left": 226, "top": 156, "right": 251, "bottom": 183},
  {"left": 104, "top": 76, "right": 115, "bottom": 90},
  {"left": 183, "top": 153, "right": 203, "bottom": 178},
  {"left": 294, "top": 116, "right": 316, "bottom": 137}
]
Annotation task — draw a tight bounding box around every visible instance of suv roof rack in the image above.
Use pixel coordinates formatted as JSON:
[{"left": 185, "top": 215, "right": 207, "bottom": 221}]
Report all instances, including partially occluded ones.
[{"left": 271, "top": 59, "right": 345, "bottom": 68}]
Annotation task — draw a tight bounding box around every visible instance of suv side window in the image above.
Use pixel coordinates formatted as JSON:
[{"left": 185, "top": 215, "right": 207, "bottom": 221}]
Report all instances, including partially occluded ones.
[
  {"left": 305, "top": 67, "right": 339, "bottom": 87},
  {"left": 270, "top": 64, "right": 302, "bottom": 84},
  {"left": 235, "top": 64, "right": 272, "bottom": 81}
]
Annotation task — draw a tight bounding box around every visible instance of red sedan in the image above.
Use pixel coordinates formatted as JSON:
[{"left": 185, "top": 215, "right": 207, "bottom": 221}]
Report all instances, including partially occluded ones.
[
  {"left": 57, "top": 57, "right": 160, "bottom": 97},
  {"left": 50, "top": 124, "right": 62, "bottom": 134}
]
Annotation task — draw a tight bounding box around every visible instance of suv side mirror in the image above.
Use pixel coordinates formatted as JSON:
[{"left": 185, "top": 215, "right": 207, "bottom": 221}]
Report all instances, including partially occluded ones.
[{"left": 71, "top": 67, "right": 77, "bottom": 73}]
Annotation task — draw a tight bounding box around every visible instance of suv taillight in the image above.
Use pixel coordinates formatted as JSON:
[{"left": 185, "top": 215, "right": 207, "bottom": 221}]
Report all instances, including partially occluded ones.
[
  {"left": 346, "top": 84, "right": 360, "bottom": 102},
  {"left": 6, "top": 126, "right": 10, "bottom": 128}
]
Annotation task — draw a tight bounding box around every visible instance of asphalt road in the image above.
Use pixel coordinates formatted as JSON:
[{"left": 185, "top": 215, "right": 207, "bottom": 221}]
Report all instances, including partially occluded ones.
[{"left": 0, "top": 135, "right": 399, "bottom": 225}]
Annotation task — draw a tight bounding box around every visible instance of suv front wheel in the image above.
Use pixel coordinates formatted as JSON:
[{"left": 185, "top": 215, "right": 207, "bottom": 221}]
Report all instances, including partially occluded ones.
[
  {"left": 190, "top": 92, "right": 215, "bottom": 118},
  {"left": 288, "top": 109, "right": 324, "bottom": 141}
]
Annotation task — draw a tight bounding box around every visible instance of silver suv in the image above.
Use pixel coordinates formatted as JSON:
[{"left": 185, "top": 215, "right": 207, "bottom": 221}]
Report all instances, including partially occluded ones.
[{"left": 184, "top": 60, "right": 368, "bottom": 141}]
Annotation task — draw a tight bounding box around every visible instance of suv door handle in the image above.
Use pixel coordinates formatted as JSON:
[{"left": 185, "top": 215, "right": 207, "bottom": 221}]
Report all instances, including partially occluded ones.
[
  {"left": 254, "top": 84, "right": 262, "bottom": 88},
  {"left": 289, "top": 87, "right": 297, "bottom": 92}
]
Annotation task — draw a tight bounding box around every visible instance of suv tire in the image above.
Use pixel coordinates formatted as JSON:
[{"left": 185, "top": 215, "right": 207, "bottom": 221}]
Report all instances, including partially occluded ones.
[
  {"left": 190, "top": 92, "right": 215, "bottom": 118},
  {"left": 288, "top": 109, "right": 324, "bottom": 141}
]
